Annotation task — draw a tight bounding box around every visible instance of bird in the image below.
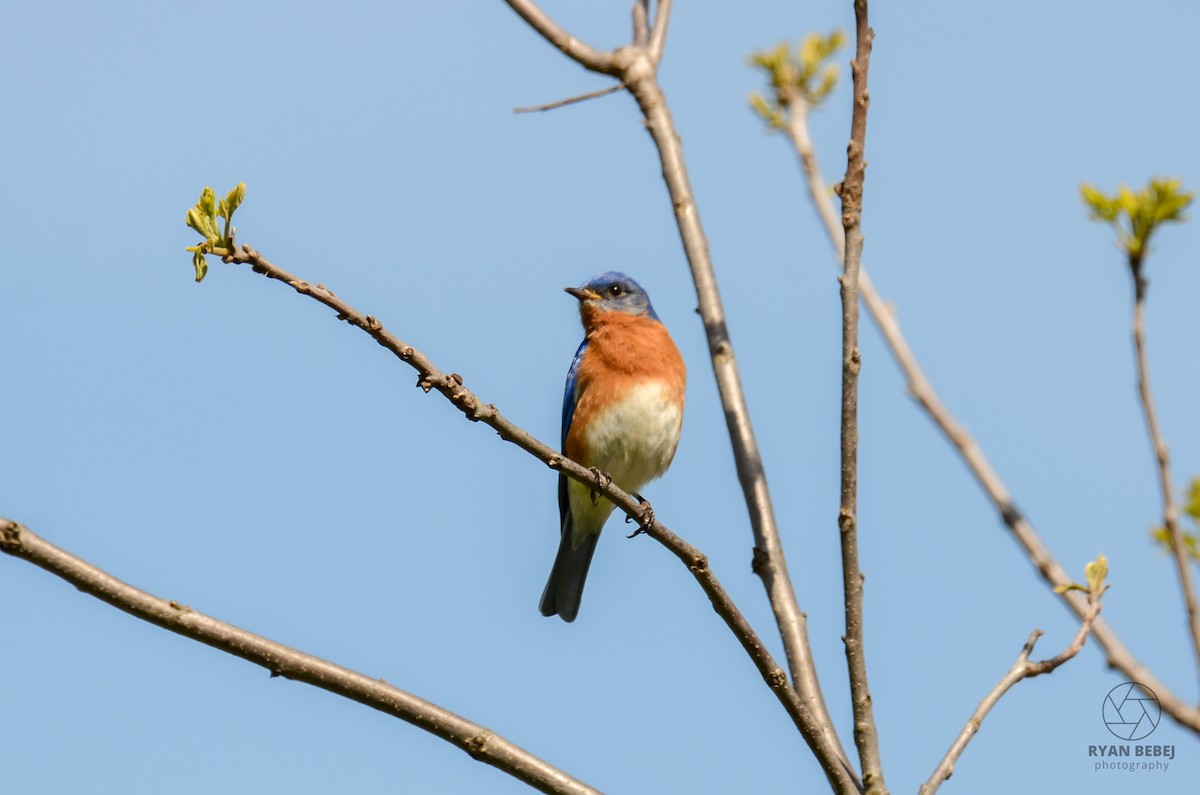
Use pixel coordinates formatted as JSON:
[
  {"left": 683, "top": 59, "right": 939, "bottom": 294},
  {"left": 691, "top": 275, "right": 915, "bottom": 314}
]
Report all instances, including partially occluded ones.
[{"left": 540, "top": 272, "right": 686, "bottom": 622}]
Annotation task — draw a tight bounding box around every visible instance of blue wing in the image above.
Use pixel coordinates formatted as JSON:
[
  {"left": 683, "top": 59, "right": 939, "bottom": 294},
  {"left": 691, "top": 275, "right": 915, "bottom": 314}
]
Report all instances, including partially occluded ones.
[
  {"left": 539, "top": 338, "right": 597, "bottom": 621},
  {"left": 561, "top": 338, "right": 587, "bottom": 450},
  {"left": 558, "top": 339, "right": 587, "bottom": 524}
]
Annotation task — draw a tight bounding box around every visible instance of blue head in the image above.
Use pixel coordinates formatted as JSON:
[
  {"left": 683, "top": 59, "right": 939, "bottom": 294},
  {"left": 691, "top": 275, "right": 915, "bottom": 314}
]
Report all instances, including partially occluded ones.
[{"left": 565, "top": 271, "right": 659, "bottom": 320}]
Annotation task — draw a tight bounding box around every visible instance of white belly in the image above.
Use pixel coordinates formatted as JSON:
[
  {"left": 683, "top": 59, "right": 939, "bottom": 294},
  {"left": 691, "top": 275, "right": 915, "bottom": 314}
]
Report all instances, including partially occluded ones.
[
  {"left": 583, "top": 380, "right": 681, "bottom": 488},
  {"left": 567, "top": 380, "right": 681, "bottom": 542}
]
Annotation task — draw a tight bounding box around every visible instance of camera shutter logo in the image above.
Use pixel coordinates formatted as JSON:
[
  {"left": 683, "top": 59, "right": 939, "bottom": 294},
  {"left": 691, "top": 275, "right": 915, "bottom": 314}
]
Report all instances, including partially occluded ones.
[{"left": 1103, "top": 682, "right": 1160, "bottom": 741}]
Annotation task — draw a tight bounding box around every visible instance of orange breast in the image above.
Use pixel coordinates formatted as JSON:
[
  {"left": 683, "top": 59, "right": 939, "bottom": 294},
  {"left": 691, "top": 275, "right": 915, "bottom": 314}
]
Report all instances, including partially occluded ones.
[{"left": 565, "top": 306, "right": 686, "bottom": 466}]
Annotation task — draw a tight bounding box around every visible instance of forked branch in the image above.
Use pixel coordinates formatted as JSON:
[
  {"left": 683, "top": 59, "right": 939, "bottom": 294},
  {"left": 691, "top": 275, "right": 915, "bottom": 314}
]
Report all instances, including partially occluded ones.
[
  {"left": 779, "top": 40, "right": 1200, "bottom": 740},
  {"left": 502, "top": 0, "right": 851, "bottom": 777},
  {"left": 920, "top": 589, "right": 1104, "bottom": 795},
  {"left": 218, "top": 242, "right": 861, "bottom": 793}
]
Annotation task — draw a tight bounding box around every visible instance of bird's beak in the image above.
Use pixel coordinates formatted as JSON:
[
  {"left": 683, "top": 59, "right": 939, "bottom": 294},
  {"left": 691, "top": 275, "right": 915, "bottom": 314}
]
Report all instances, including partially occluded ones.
[{"left": 565, "top": 286, "right": 602, "bottom": 302}]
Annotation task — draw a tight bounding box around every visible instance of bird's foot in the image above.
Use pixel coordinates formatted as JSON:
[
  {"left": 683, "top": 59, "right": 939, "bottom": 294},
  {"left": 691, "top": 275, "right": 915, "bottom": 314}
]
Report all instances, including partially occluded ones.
[
  {"left": 625, "top": 494, "right": 653, "bottom": 538},
  {"left": 588, "top": 467, "right": 611, "bottom": 506}
]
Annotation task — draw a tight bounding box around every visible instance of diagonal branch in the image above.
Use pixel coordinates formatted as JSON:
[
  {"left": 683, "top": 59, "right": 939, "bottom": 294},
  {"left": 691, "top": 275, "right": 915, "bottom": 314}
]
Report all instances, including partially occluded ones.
[
  {"left": 502, "top": 0, "right": 616, "bottom": 75},
  {"left": 217, "top": 243, "right": 862, "bottom": 794},
  {"left": 502, "top": 0, "right": 852, "bottom": 776},
  {"left": 919, "top": 594, "right": 1103, "bottom": 795},
  {"left": 1129, "top": 262, "right": 1200, "bottom": 679},
  {"left": 0, "top": 519, "right": 598, "bottom": 795},
  {"left": 779, "top": 39, "right": 1200, "bottom": 740},
  {"left": 784, "top": 92, "right": 843, "bottom": 251},
  {"left": 514, "top": 82, "right": 625, "bottom": 114},
  {"left": 836, "top": 4, "right": 886, "bottom": 793}
]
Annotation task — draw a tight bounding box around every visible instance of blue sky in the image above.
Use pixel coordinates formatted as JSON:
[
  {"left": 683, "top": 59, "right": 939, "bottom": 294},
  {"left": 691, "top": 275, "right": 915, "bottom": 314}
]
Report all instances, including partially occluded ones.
[{"left": 3, "top": 1, "right": 1198, "bottom": 792}]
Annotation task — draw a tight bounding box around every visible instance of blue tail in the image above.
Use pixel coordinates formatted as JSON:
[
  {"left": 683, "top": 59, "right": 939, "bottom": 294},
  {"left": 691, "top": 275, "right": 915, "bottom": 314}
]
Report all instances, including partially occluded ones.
[{"left": 539, "top": 507, "right": 599, "bottom": 622}]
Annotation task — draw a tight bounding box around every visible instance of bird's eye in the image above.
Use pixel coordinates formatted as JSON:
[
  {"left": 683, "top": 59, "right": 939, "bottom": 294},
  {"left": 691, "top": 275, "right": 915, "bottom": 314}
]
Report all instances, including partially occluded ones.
[{"left": 609, "top": 284, "right": 623, "bottom": 297}]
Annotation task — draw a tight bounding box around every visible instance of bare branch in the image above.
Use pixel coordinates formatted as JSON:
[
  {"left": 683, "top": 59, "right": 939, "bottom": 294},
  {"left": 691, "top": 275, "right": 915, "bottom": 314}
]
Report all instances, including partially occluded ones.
[
  {"left": 0, "top": 519, "right": 597, "bottom": 795},
  {"left": 502, "top": 0, "right": 617, "bottom": 75},
  {"left": 213, "top": 244, "right": 861, "bottom": 794},
  {"left": 1129, "top": 261, "right": 1200, "bottom": 678},
  {"left": 626, "top": 62, "right": 853, "bottom": 783},
  {"left": 919, "top": 595, "right": 1103, "bottom": 795},
  {"left": 836, "top": 3, "right": 885, "bottom": 793},
  {"left": 785, "top": 93, "right": 843, "bottom": 251},
  {"left": 644, "top": 521, "right": 862, "bottom": 795},
  {"left": 503, "top": 1, "right": 852, "bottom": 774},
  {"left": 780, "top": 31, "right": 1200, "bottom": 741},
  {"left": 514, "top": 82, "right": 624, "bottom": 114},
  {"left": 632, "top": 0, "right": 649, "bottom": 48},
  {"left": 648, "top": 0, "right": 672, "bottom": 64}
]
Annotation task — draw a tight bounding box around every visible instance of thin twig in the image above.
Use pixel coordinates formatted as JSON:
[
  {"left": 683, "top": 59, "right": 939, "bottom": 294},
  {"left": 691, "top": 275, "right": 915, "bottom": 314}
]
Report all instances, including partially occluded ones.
[
  {"left": 784, "top": 93, "right": 842, "bottom": 251},
  {"left": 836, "top": 4, "right": 885, "bottom": 794},
  {"left": 632, "top": 0, "right": 649, "bottom": 48},
  {"left": 502, "top": 0, "right": 854, "bottom": 777},
  {"left": 0, "top": 519, "right": 597, "bottom": 795},
  {"left": 1129, "top": 261, "right": 1200, "bottom": 678},
  {"left": 514, "top": 82, "right": 625, "bottom": 114},
  {"left": 919, "top": 595, "right": 1103, "bottom": 795},
  {"left": 648, "top": 0, "right": 672, "bottom": 65},
  {"left": 780, "top": 34, "right": 1200, "bottom": 739},
  {"left": 216, "top": 244, "right": 861, "bottom": 794}
]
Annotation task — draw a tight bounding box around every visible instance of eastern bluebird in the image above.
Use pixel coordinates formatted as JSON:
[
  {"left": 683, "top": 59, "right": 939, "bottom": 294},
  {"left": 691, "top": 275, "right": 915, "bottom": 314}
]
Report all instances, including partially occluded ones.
[{"left": 539, "top": 272, "right": 686, "bottom": 622}]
